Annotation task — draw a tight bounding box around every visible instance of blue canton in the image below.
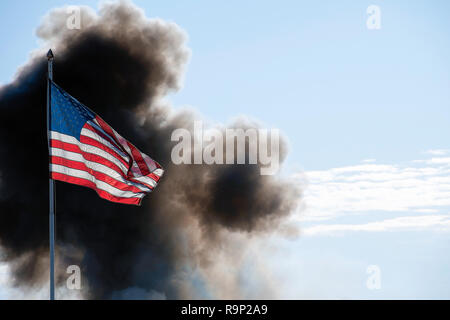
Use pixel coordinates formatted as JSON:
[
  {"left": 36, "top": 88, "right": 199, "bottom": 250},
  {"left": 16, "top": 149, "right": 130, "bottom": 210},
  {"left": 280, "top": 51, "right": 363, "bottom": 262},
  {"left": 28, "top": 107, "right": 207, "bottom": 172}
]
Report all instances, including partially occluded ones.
[{"left": 50, "top": 82, "right": 95, "bottom": 140}]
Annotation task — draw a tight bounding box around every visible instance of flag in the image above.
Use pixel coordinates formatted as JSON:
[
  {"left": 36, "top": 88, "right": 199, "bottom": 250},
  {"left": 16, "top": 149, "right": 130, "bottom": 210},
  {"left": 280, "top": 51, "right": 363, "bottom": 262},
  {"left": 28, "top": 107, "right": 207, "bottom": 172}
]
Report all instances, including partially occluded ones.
[{"left": 49, "top": 81, "right": 164, "bottom": 205}]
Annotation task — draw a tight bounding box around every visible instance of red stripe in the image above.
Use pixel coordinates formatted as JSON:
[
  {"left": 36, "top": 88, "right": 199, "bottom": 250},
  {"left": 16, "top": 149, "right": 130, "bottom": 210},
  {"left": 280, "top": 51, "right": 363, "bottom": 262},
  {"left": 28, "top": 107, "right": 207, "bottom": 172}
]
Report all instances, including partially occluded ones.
[
  {"left": 148, "top": 172, "right": 161, "bottom": 182},
  {"left": 51, "top": 139, "right": 155, "bottom": 192},
  {"left": 95, "top": 116, "right": 127, "bottom": 153},
  {"left": 54, "top": 153, "right": 137, "bottom": 192},
  {"left": 94, "top": 116, "right": 161, "bottom": 179},
  {"left": 51, "top": 172, "right": 142, "bottom": 205},
  {"left": 79, "top": 135, "right": 129, "bottom": 168},
  {"left": 51, "top": 139, "right": 128, "bottom": 176},
  {"left": 128, "top": 177, "right": 156, "bottom": 190},
  {"left": 51, "top": 156, "right": 146, "bottom": 194},
  {"left": 51, "top": 139, "right": 82, "bottom": 154},
  {"left": 127, "top": 142, "right": 151, "bottom": 176},
  {"left": 82, "top": 124, "right": 128, "bottom": 159},
  {"left": 94, "top": 116, "right": 134, "bottom": 170},
  {"left": 132, "top": 172, "right": 161, "bottom": 184},
  {"left": 84, "top": 123, "right": 122, "bottom": 152}
]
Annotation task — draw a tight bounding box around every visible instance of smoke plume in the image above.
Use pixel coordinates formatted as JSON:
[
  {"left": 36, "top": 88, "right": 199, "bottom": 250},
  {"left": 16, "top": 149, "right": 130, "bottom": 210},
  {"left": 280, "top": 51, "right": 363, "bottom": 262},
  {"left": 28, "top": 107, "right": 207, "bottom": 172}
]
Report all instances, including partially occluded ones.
[{"left": 0, "top": 1, "right": 300, "bottom": 299}]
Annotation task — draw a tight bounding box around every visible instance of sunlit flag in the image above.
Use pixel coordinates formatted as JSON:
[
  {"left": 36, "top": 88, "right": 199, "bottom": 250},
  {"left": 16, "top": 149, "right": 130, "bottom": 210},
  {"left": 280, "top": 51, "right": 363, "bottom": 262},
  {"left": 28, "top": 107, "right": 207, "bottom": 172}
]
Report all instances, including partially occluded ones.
[{"left": 49, "top": 81, "right": 164, "bottom": 205}]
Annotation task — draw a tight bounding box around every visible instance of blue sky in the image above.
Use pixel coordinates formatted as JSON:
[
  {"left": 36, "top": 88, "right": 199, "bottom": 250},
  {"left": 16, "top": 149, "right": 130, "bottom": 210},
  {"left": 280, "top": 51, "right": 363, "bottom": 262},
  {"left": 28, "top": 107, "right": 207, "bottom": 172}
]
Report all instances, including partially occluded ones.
[{"left": 0, "top": 0, "right": 449, "bottom": 299}]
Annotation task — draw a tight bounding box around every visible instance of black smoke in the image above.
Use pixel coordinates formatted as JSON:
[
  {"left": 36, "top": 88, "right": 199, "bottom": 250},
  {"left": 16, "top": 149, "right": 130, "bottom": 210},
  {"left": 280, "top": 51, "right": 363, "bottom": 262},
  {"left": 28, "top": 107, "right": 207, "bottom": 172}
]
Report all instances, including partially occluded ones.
[{"left": 0, "top": 1, "right": 300, "bottom": 299}]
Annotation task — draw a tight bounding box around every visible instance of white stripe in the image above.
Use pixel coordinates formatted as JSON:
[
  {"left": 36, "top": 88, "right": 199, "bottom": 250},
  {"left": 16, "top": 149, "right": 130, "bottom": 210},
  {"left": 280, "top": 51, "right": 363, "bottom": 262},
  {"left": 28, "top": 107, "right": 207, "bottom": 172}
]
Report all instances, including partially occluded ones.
[
  {"left": 111, "top": 129, "right": 144, "bottom": 176},
  {"left": 89, "top": 124, "right": 143, "bottom": 177},
  {"left": 51, "top": 131, "right": 78, "bottom": 145},
  {"left": 51, "top": 131, "right": 163, "bottom": 182},
  {"left": 141, "top": 153, "right": 164, "bottom": 177},
  {"left": 153, "top": 168, "right": 164, "bottom": 177},
  {"left": 92, "top": 119, "right": 160, "bottom": 180},
  {"left": 81, "top": 128, "right": 130, "bottom": 160},
  {"left": 51, "top": 131, "right": 129, "bottom": 174},
  {"left": 51, "top": 164, "right": 146, "bottom": 199},
  {"left": 132, "top": 175, "right": 157, "bottom": 188},
  {"left": 142, "top": 153, "right": 159, "bottom": 172},
  {"left": 87, "top": 120, "right": 119, "bottom": 147},
  {"left": 51, "top": 147, "right": 151, "bottom": 192}
]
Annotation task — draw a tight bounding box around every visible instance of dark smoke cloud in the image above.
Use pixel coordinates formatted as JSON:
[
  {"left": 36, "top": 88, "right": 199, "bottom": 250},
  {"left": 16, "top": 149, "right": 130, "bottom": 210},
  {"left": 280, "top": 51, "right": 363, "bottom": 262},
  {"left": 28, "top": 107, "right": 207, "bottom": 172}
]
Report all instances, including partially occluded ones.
[{"left": 0, "top": 1, "right": 300, "bottom": 299}]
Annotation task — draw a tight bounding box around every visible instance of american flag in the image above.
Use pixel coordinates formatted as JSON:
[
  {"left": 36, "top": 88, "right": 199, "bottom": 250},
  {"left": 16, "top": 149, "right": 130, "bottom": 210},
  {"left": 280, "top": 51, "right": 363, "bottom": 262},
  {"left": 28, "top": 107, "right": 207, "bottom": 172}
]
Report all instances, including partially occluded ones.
[{"left": 49, "top": 81, "right": 164, "bottom": 205}]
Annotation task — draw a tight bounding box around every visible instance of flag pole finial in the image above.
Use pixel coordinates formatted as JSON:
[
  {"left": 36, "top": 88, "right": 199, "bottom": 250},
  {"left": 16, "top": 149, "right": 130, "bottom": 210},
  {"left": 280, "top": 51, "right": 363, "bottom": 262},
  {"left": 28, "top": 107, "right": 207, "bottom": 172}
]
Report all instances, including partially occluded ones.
[{"left": 47, "top": 49, "right": 54, "bottom": 61}]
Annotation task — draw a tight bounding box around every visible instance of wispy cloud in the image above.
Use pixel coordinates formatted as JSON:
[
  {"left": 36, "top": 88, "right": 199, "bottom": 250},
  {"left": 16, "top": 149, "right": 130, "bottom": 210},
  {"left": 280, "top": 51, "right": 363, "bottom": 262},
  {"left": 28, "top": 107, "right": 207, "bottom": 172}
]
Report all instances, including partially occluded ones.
[
  {"left": 294, "top": 156, "right": 450, "bottom": 222},
  {"left": 302, "top": 214, "right": 450, "bottom": 236},
  {"left": 425, "top": 149, "right": 450, "bottom": 156}
]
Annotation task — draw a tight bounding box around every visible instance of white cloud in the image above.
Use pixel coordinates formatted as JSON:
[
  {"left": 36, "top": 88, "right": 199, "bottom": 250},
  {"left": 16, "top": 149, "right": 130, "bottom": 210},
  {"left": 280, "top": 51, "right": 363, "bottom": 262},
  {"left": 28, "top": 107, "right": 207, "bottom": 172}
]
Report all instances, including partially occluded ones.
[
  {"left": 302, "top": 214, "right": 450, "bottom": 236},
  {"left": 425, "top": 149, "right": 450, "bottom": 156},
  {"left": 426, "top": 157, "right": 450, "bottom": 165},
  {"left": 294, "top": 156, "right": 450, "bottom": 222}
]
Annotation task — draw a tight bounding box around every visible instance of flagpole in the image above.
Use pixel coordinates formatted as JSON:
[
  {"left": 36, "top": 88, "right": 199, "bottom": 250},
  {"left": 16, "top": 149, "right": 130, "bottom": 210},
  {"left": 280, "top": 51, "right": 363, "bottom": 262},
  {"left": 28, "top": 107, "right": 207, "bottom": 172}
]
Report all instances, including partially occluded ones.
[{"left": 46, "top": 49, "right": 56, "bottom": 301}]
